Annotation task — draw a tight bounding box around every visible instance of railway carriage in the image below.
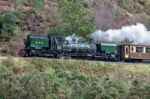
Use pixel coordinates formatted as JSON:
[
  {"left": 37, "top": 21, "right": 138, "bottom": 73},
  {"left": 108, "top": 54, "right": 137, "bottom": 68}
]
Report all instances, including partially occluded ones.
[{"left": 119, "top": 44, "right": 150, "bottom": 62}]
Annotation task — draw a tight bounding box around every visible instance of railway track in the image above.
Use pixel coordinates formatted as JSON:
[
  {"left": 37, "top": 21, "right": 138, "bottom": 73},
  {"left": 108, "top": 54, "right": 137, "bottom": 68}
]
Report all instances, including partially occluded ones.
[{"left": 0, "top": 56, "right": 150, "bottom": 66}]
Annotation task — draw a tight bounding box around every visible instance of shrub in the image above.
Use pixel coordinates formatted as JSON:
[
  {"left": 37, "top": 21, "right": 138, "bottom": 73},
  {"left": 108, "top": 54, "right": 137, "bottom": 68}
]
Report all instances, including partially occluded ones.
[
  {"left": 0, "top": 60, "right": 150, "bottom": 99},
  {"left": 127, "top": 80, "right": 150, "bottom": 99},
  {"left": 0, "top": 12, "right": 17, "bottom": 39},
  {"left": 118, "top": 0, "right": 128, "bottom": 10},
  {"left": 48, "top": 0, "right": 95, "bottom": 38},
  {"left": 143, "top": 83, "right": 150, "bottom": 99},
  {"left": 27, "top": 0, "right": 44, "bottom": 11}
]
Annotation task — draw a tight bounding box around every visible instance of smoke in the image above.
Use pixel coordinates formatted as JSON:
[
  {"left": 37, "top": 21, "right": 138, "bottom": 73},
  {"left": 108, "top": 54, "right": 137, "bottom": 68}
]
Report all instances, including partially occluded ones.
[{"left": 90, "top": 23, "right": 150, "bottom": 45}]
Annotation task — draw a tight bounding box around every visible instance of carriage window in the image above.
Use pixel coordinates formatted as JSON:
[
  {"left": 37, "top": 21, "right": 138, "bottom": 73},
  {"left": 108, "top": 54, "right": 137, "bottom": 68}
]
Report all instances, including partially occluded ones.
[
  {"left": 125, "top": 47, "right": 129, "bottom": 54},
  {"left": 136, "top": 47, "right": 143, "bottom": 53},
  {"left": 146, "top": 48, "right": 150, "bottom": 53},
  {"left": 131, "top": 46, "right": 134, "bottom": 52}
]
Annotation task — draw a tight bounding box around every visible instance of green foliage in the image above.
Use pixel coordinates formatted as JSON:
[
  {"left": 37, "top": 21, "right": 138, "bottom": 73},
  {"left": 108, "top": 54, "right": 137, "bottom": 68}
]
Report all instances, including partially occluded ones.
[
  {"left": 143, "top": 83, "right": 150, "bottom": 99},
  {"left": 0, "top": 63, "right": 127, "bottom": 99},
  {"left": 0, "top": 64, "right": 19, "bottom": 99},
  {"left": 0, "top": 58, "right": 150, "bottom": 99},
  {"left": 48, "top": 0, "right": 95, "bottom": 38},
  {"left": 127, "top": 80, "right": 150, "bottom": 99},
  {"left": 27, "top": 0, "right": 44, "bottom": 11},
  {"left": 118, "top": 0, "right": 128, "bottom": 9},
  {"left": 84, "top": 77, "right": 128, "bottom": 99},
  {"left": 45, "top": 26, "right": 67, "bottom": 36},
  {"left": 14, "top": 0, "right": 25, "bottom": 21},
  {"left": 0, "top": 12, "right": 17, "bottom": 38}
]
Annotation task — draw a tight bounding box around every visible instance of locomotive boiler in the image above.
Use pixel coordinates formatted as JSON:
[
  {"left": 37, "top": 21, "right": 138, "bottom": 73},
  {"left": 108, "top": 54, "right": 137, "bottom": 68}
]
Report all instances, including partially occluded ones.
[{"left": 62, "top": 34, "right": 96, "bottom": 53}]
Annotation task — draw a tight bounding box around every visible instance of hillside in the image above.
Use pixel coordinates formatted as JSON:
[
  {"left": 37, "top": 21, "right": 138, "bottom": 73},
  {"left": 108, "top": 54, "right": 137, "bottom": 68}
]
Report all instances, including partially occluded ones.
[
  {"left": 1, "top": 0, "right": 150, "bottom": 33},
  {"left": 0, "top": 1, "right": 150, "bottom": 98},
  {"left": 0, "top": 57, "right": 150, "bottom": 98},
  {"left": 0, "top": 0, "right": 150, "bottom": 55}
]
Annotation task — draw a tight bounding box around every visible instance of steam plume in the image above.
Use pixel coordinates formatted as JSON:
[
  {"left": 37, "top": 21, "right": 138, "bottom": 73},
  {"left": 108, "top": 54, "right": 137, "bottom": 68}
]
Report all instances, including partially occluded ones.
[{"left": 90, "top": 23, "right": 150, "bottom": 45}]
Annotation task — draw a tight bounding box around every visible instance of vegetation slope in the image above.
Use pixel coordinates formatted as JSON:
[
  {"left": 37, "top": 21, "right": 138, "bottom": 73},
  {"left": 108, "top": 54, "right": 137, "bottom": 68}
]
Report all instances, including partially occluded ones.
[
  {"left": 0, "top": 57, "right": 150, "bottom": 99},
  {"left": 1, "top": 0, "right": 150, "bottom": 55},
  {"left": 0, "top": 1, "right": 150, "bottom": 98}
]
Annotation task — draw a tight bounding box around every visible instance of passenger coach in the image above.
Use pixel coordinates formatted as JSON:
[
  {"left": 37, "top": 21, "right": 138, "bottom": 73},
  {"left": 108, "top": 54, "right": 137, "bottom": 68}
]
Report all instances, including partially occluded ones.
[{"left": 119, "top": 44, "right": 150, "bottom": 61}]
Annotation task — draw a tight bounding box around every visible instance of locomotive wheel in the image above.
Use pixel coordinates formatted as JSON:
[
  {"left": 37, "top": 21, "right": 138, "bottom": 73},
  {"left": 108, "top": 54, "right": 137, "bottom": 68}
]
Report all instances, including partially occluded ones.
[
  {"left": 54, "top": 54, "right": 72, "bottom": 59},
  {"left": 137, "top": 59, "right": 142, "bottom": 62},
  {"left": 36, "top": 50, "right": 42, "bottom": 57},
  {"left": 57, "top": 54, "right": 64, "bottom": 59},
  {"left": 57, "top": 54, "right": 71, "bottom": 59}
]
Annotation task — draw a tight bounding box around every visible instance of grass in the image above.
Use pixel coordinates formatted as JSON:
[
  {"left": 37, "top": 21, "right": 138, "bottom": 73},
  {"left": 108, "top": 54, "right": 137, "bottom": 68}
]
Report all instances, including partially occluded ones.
[
  {"left": 0, "top": 56, "right": 150, "bottom": 99},
  {"left": 1, "top": 57, "right": 150, "bottom": 81}
]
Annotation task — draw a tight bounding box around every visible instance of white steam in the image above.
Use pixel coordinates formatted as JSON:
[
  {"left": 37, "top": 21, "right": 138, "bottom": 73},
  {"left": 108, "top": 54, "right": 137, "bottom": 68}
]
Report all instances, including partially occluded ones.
[{"left": 90, "top": 23, "right": 150, "bottom": 45}]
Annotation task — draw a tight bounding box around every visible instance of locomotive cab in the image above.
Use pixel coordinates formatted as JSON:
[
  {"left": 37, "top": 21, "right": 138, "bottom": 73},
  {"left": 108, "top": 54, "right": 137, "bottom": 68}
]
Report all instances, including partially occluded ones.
[{"left": 24, "top": 34, "right": 49, "bottom": 56}]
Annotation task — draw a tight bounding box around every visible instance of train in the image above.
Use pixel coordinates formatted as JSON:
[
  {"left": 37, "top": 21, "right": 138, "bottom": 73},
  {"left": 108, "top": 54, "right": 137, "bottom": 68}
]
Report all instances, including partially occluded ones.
[{"left": 18, "top": 34, "right": 150, "bottom": 62}]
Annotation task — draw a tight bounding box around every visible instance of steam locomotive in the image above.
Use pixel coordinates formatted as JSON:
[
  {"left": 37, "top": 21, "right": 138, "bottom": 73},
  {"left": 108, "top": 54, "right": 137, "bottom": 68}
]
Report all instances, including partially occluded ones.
[{"left": 19, "top": 34, "right": 150, "bottom": 62}]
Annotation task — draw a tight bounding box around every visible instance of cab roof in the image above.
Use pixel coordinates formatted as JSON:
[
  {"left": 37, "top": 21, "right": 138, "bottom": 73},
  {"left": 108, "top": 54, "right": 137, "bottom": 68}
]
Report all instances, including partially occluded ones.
[{"left": 28, "top": 34, "right": 48, "bottom": 39}]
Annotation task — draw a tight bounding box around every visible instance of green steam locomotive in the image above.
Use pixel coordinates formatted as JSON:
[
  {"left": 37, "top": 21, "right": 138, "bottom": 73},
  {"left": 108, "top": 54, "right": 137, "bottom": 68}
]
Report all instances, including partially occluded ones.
[{"left": 19, "top": 34, "right": 121, "bottom": 61}]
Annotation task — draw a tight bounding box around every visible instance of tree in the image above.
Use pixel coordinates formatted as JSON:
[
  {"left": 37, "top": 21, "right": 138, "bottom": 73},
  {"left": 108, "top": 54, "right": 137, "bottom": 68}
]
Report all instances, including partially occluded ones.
[
  {"left": 49, "top": 0, "right": 95, "bottom": 38},
  {"left": 0, "top": 12, "right": 17, "bottom": 38}
]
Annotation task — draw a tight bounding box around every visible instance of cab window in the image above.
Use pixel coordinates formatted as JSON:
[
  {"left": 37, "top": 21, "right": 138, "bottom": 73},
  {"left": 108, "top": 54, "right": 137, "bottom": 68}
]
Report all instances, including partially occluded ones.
[{"left": 136, "top": 47, "right": 143, "bottom": 53}]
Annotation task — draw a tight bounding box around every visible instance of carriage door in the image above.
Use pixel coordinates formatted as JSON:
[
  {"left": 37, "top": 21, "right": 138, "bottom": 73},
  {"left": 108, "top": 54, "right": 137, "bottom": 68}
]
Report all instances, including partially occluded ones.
[{"left": 125, "top": 46, "right": 129, "bottom": 58}]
